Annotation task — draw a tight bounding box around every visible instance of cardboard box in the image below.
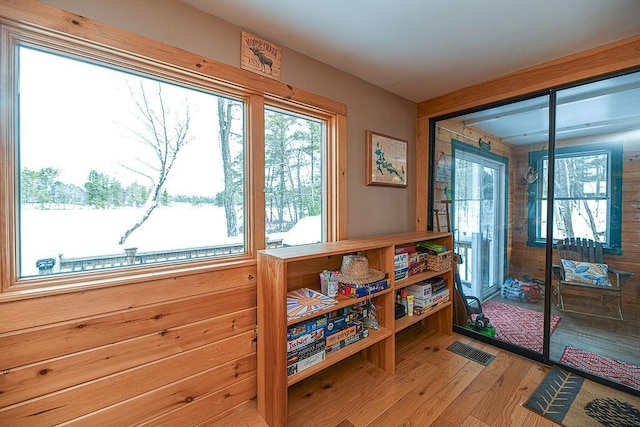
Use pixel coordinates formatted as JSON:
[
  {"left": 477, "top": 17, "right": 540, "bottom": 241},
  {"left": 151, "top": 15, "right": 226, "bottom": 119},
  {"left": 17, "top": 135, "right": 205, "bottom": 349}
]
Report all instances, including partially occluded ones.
[
  {"left": 326, "top": 328, "right": 370, "bottom": 353},
  {"left": 287, "top": 328, "right": 324, "bottom": 352},
  {"left": 412, "top": 295, "right": 433, "bottom": 307},
  {"left": 408, "top": 260, "right": 427, "bottom": 275},
  {"left": 287, "top": 314, "right": 327, "bottom": 340},
  {"left": 394, "top": 253, "right": 409, "bottom": 264},
  {"left": 325, "top": 315, "right": 350, "bottom": 335},
  {"left": 394, "top": 260, "right": 409, "bottom": 270},
  {"left": 406, "top": 282, "right": 433, "bottom": 298},
  {"left": 287, "top": 339, "right": 326, "bottom": 369},
  {"left": 287, "top": 349, "right": 325, "bottom": 376},
  {"left": 394, "top": 268, "right": 409, "bottom": 281},
  {"left": 395, "top": 244, "right": 416, "bottom": 254},
  {"left": 405, "top": 278, "right": 446, "bottom": 298},
  {"left": 408, "top": 252, "right": 420, "bottom": 265},
  {"left": 340, "top": 279, "right": 389, "bottom": 298},
  {"left": 413, "top": 294, "right": 450, "bottom": 315},
  {"left": 432, "top": 288, "right": 450, "bottom": 304},
  {"left": 325, "top": 325, "right": 356, "bottom": 347}
]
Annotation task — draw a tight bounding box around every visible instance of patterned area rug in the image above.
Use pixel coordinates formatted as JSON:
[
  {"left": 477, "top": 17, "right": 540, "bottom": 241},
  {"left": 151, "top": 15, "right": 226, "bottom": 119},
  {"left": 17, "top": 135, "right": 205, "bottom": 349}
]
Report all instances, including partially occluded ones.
[
  {"left": 480, "top": 301, "right": 560, "bottom": 352},
  {"left": 560, "top": 346, "right": 640, "bottom": 389},
  {"left": 525, "top": 366, "right": 640, "bottom": 426}
]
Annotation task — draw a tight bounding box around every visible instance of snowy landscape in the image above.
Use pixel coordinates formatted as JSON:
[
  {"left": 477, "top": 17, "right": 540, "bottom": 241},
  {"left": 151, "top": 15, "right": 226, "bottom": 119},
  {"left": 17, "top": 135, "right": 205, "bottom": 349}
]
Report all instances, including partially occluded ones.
[{"left": 20, "top": 204, "right": 243, "bottom": 277}]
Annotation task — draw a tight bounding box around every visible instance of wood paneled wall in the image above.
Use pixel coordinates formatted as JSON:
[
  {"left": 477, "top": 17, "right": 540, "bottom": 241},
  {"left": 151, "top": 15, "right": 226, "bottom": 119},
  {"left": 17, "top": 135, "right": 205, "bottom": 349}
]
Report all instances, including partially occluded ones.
[{"left": 0, "top": 265, "right": 258, "bottom": 425}]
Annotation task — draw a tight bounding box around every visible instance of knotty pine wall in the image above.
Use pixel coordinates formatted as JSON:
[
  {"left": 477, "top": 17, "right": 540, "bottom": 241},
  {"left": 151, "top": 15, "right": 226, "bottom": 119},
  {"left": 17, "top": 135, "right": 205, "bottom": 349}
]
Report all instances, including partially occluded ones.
[
  {"left": 434, "top": 118, "right": 640, "bottom": 317},
  {"left": 0, "top": 264, "right": 258, "bottom": 425},
  {"left": 0, "top": 1, "right": 262, "bottom": 423}
]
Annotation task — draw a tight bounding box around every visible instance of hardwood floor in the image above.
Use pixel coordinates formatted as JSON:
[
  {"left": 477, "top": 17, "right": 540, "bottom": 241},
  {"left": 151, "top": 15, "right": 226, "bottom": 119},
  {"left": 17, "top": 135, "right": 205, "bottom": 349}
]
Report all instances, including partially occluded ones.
[{"left": 210, "top": 327, "right": 562, "bottom": 426}]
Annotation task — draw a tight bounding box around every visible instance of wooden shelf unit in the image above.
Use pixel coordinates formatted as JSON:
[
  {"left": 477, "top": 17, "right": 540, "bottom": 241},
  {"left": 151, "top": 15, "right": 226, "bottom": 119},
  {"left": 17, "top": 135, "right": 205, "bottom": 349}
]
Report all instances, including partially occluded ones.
[{"left": 257, "top": 231, "right": 453, "bottom": 426}]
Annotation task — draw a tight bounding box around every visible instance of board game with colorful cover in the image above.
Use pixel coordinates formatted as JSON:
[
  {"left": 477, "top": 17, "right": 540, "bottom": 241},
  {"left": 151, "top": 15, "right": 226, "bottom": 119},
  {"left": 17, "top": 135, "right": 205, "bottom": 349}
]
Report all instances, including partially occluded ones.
[{"left": 287, "top": 287, "right": 337, "bottom": 320}]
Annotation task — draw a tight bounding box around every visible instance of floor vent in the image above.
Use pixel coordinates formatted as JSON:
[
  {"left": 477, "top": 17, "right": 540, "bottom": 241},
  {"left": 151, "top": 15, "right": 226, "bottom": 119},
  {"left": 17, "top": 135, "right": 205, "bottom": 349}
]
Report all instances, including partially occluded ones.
[{"left": 447, "top": 341, "right": 495, "bottom": 366}]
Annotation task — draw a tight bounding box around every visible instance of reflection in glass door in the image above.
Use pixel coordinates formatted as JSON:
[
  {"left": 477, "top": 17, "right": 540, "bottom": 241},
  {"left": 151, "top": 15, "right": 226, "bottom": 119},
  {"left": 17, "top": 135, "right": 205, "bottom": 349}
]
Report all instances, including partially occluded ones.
[{"left": 453, "top": 143, "right": 506, "bottom": 302}]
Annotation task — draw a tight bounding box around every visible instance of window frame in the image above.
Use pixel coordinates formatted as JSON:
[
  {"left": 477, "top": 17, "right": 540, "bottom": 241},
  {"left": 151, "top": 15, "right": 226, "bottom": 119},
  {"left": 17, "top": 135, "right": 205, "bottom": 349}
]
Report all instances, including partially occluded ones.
[
  {"left": 527, "top": 142, "right": 623, "bottom": 253},
  {"left": 0, "top": 19, "right": 345, "bottom": 297},
  {"left": 263, "top": 103, "right": 329, "bottom": 245}
]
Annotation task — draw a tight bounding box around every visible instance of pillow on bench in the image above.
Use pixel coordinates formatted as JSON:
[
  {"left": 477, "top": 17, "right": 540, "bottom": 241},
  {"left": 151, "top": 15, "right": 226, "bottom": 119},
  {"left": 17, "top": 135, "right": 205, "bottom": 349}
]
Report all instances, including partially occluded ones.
[{"left": 561, "top": 259, "right": 611, "bottom": 286}]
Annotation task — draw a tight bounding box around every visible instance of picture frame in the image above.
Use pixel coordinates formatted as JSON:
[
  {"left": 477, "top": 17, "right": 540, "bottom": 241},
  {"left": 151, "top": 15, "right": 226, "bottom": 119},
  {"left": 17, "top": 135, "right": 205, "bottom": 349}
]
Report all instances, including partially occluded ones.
[{"left": 366, "top": 130, "right": 408, "bottom": 187}]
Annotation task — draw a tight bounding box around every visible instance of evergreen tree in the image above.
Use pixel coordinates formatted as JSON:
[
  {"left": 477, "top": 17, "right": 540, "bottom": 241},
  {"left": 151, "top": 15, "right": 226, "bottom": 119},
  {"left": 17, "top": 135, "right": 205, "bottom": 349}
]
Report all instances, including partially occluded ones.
[{"left": 84, "top": 170, "right": 110, "bottom": 208}]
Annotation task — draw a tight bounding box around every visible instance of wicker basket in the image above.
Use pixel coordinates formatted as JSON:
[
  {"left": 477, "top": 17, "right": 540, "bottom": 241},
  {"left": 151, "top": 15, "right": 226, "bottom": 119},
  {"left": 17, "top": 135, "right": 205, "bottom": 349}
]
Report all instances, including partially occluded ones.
[{"left": 426, "top": 251, "right": 452, "bottom": 271}]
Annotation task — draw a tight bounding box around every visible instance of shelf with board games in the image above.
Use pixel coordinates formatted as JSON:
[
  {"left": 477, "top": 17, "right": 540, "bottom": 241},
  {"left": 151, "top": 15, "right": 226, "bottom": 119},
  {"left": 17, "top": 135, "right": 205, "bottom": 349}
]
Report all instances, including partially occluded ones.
[
  {"left": 392, "top": 238, "right": 453, "bottom": 334},
  {"left": 257, "top": 230, "right": 453, "bottom": 427},
  {"left": 286, "top": 326, "right": 391, "bottom": 386},
  {"left": 395, "top": 269, "right": 449, "bottom": 290}
]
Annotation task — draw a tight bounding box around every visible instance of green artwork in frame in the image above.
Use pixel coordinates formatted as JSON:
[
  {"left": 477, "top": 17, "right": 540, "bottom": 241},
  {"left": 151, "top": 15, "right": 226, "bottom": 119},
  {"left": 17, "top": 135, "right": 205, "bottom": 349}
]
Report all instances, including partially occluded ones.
[{"left": 366, "top": 130, "right": 407, "bottom": 188}]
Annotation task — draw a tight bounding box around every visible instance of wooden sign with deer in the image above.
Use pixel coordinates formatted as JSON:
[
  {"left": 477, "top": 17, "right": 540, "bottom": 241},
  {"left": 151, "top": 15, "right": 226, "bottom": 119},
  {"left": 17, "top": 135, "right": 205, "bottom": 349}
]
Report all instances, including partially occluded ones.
[{"left": 241, "top": 31, "right": 282, "bottom": 81}]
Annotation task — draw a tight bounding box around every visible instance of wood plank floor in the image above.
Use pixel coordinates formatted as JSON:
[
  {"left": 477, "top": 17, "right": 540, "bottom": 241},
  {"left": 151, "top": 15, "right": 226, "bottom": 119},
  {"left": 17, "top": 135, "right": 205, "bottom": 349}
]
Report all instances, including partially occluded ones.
[{"left": 210, "top": 326, "right": 564, "bottom": 426}]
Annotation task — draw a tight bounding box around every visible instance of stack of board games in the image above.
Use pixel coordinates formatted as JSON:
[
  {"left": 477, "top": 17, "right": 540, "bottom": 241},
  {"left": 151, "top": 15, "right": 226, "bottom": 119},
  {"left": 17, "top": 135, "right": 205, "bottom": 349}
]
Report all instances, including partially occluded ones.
[
  {"left": 287, "top": 315, "right": 327, "bottom": 376},
  {"left": 324, "top": 303, "right": 369, "bottom": 354},
  {"left": 286, "top": 301, "right": 373, "bottom": 376},
  {"left": 394, "top": 244, "right": 429, "bottom": 281},
  {"left": 405, "top": 277, "right": 449, "bottom": 315}
]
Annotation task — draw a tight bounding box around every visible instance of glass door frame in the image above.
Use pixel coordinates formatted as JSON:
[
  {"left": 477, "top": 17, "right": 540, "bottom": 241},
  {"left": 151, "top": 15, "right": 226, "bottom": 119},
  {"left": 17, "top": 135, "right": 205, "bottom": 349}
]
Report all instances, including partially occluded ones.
[
  {"left": 428, "top": 68, "right": 640, "bottom": 396},
  {"left": 451, "top": 140, "right": 508, "bottom": 302}
]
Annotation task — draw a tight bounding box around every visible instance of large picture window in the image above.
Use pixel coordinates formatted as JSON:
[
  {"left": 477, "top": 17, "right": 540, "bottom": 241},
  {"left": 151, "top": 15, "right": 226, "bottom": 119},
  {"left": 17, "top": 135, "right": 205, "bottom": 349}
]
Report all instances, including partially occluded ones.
[
  {"left": 0, "top": 22, "right": 343, "bottom": 294},
  {"left": 17, "top": 45, "right": 246, "bottom": 278},
  {"left": 528, "top": 143, "right": 623, "bottom": 252}
]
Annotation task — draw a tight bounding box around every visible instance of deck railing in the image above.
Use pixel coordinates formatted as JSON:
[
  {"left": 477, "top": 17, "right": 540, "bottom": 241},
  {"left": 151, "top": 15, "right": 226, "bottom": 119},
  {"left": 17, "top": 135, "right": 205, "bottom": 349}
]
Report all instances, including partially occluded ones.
[{"left": 37, "top": 238, "right": 283, "bottom": 274}]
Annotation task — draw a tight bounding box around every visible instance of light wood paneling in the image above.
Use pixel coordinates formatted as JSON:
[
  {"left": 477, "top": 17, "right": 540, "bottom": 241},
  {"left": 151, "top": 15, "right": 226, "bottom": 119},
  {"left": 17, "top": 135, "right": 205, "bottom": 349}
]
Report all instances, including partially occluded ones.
[
  {"left": 0, "top": 285, "right": 256, "bottom": 369},
  {"left": 0, "top": 263, "right": 256, "bottom": 332},
  {"left": 0, "top": 307, "right": 256, "bottom": 408},
  {"left": 0, "top": 264, "right": 257, "bottom": 425},
  {"left": 0, "top": 331, "right": 255, "bottom": 426}
]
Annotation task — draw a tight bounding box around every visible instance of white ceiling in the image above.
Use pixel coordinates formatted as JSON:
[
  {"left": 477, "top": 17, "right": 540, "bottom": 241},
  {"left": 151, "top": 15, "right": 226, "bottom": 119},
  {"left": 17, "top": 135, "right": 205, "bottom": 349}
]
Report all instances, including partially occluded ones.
[
  {"left": 455, "top": 70, "right": 640, "bottom": 145},
  {"left": 181, "top": 0, "right": 640, "bottom": 103}
]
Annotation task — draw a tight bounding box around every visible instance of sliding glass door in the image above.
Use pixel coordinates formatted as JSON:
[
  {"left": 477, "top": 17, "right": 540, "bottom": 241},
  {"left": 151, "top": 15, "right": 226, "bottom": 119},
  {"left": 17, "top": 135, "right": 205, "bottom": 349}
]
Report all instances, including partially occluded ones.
[
  {"left": 547, "top": 71, "right": 640, "bottom": 390},
  {"left": 431, "top": 69, "right": 640, "bottom": 392}
]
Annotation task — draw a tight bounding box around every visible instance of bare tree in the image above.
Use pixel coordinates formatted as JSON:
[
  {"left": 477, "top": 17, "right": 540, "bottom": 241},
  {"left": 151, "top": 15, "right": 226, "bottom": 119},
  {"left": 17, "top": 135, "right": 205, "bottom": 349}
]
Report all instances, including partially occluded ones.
[
  {"left": 554, "top": 159, "right": 575, "bottom": 238},
  {"left": 217, "top": 97, "right": 241, "bottom": 237},
  {"left": 119, "top": 81, "right": 193, "bottom": 245}
]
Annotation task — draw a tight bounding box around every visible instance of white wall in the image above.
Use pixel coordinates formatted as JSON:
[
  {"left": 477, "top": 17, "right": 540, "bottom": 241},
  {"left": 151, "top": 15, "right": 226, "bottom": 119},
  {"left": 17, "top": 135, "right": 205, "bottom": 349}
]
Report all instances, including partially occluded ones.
[{"left": 39, "top": 0, "right": 420, "bottom": 238}]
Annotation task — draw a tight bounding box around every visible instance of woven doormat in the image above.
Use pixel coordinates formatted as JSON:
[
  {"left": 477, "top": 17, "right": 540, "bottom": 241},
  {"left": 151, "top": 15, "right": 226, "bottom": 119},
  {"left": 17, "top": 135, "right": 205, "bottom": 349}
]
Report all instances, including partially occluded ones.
[
  {"left": 560, "top": 346, "right": 640, "bottom": 389},
  {"left": 524, "top": 366, "right": 640, "bottom": 426}
]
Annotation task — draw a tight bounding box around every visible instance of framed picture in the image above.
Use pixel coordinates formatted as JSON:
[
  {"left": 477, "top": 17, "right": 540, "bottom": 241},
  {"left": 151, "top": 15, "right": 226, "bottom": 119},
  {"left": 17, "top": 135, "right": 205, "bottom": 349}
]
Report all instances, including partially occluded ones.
[{"left": 366, "top": 130, "right": 408, "bottom": 187}]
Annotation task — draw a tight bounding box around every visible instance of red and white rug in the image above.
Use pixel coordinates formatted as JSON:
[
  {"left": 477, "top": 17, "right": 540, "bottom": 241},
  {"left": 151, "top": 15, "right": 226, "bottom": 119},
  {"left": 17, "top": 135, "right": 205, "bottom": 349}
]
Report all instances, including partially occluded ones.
[
  {"left": 560, "top": 345, "right": 640, "bottom": 389},
  {"left": 480, "top": 300, "right": 560, "bottom": 352}
]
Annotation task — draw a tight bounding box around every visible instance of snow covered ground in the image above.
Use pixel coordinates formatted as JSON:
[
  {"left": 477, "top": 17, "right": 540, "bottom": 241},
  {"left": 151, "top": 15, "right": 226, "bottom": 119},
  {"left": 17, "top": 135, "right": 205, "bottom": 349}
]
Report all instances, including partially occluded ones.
[{"left": 20, "top": 204, "right": 243, "bottom": 277}]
